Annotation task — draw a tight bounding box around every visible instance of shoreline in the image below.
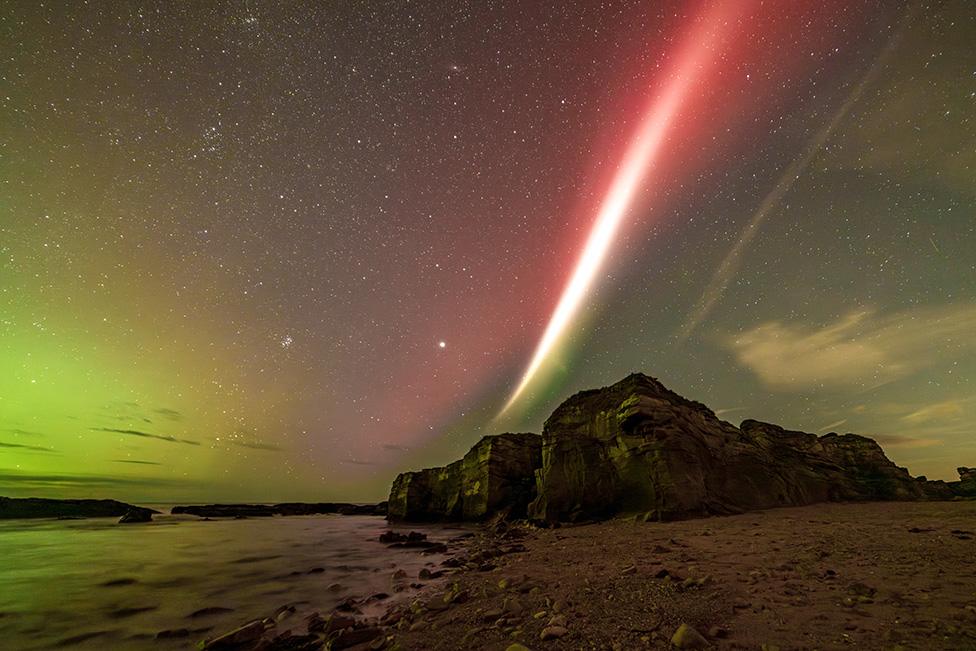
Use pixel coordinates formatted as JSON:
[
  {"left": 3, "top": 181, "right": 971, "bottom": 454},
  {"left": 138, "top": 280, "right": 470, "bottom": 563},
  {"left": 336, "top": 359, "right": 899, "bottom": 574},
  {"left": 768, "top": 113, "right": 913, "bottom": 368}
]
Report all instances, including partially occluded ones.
[
  {"left": 196, "top": 523, "right": 478, "bottom": 650},
  {"left": 199, "top": 500, "right": 976, "bottom": 650}
]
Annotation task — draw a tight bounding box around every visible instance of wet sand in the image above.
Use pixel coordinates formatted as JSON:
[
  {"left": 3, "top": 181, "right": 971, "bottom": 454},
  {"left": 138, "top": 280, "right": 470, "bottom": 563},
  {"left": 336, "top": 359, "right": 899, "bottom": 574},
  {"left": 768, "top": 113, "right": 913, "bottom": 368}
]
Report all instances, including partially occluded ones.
[{"left": 392, "top": 501, "right": 976, "bottom": 650}]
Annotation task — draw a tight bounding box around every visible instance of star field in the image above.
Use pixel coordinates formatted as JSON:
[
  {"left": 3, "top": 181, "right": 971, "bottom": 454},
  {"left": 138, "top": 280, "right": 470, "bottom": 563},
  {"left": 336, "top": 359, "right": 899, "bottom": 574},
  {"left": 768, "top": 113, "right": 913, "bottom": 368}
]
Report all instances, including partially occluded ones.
[{"left": 1, "top": 1, "right": 973, "bottom": 501}]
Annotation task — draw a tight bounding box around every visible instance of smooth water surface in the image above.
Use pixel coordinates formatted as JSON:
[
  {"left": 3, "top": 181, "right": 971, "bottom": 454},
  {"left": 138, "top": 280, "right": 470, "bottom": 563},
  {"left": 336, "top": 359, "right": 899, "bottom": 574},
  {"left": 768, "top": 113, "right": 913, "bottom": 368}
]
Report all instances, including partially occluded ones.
[{"left": 0, "top": 512, "right": 463, "bottom": 649}]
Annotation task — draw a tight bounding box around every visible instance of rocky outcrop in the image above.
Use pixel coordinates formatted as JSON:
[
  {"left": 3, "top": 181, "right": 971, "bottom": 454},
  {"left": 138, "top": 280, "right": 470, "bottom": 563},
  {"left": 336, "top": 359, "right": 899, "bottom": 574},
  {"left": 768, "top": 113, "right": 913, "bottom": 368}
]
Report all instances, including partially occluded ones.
[
  {"left": 950, "top": 467, "right": 976, "bottom": 497},
  {"left": 389, "top": 373, "right": 970, "bottom": 523},
  {"left": 387, "top": 433, "right": 541, "bottom": 521},
  {"left": 0, "top": 497, "right": 158, "bottom": 520},
  {"left": 170, "top": 502, "right": 387, "bottom": 518},
  {"left": 528, "top": 374, "right": 942, "bottom": 522}
]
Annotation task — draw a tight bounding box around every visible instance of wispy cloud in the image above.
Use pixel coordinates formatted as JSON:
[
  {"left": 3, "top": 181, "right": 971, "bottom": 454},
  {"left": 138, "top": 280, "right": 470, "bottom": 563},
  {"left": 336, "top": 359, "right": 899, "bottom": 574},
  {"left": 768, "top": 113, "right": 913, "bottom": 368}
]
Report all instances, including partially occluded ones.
[
  {"left": 231, "top": 440, "right": 281, "bottom": 452},
  {"left": 3, "top": 428, "right": 45, "bottom": 438},
  {"left": 154, "top": 408, "right": 183, "bottom": 422},
  {"left": 727, "top": 304, "right": 976, "bottom": 391},
  {"left": 0, "top": 441, "right": 55, "bottom": 452},
  {"left": 902, "top": 399, "right": 967, "bottom": 425},
  {"left": 341, "top": 458, "right": 378, "bottom": 466},
  {"left": 0, "top": 470, "right": 185, "bottom": 489},
  {"left": 714, "top": 407, "right": 746, "bottom": 418},
  {"left": 92, "top": 427, "right": 201, "bottom": 446},
  {"left": 873, "top": 434, "right": 943, "bottom": 449},
  {"left": 816, "top": 419, "right": 848, "bottom": 433},
  {"left": 382, "top": 443, "right": 410, "bottom": 452},
  {"left": 677, "top": 13, "right": 911, "bottom": 342}
]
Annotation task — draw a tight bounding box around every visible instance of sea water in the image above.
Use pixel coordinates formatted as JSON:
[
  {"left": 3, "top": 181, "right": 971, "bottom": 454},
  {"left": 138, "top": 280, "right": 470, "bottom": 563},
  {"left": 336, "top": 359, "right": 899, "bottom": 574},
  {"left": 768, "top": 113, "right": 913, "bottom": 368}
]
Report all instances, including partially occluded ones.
[{"left": 0, "top": 511, "right": 465, "bottom": 649}]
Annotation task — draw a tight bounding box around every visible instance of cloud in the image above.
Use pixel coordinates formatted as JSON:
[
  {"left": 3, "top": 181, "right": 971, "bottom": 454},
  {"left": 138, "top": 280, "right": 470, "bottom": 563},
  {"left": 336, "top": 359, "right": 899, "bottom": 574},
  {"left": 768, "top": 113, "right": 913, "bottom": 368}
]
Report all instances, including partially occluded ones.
[
  {"left": 0, "top": 470, "right": 185, "bottom": 489},
  {"left": 872, "top": 434, "right": 943, "bottom": 449},
  {"left": 154, "top": 408, "right": 183, "bottom": 421},
  {"left": 727, "top": 304, "right": 976, "bottom": 391},
  {"left": 223, "top": 428, "right": 282, "bottom": 451},
  {"left": 713, "top": 407, "right": 746, "bottom": 418},
  {"left": 231, "top": 440, "right": 281, "bottom": 451},
  {"left": 112, "top": 459, "right": 162, "bottom": 466},
  {"left": 0, "top": 440, "right": 55, "bottom": 452},
  {"left": 92, "top": 427, "right": 201, "bottom": 446},
  {"left": 382, "top": 443, "right": 410, "bottom": 452},
  {"left": 816, "top": 419, "right": 848, "bottom": 433},
  {"left": 901, "top": 400, "right": 967, "bottom": 425},
  {"left": 3, "top": 428, "right": 45, "bottom": 437}
]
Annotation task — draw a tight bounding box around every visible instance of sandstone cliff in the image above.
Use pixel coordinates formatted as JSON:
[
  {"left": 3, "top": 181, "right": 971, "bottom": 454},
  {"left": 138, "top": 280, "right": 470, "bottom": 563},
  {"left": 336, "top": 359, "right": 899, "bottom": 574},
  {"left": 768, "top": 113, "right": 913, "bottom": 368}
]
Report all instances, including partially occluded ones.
[
  {"left": 388, "top": 374, "right": 968, "bottom": 523},
  {"left": 387, "top": 432, "right": 540, "bottom": 521}
]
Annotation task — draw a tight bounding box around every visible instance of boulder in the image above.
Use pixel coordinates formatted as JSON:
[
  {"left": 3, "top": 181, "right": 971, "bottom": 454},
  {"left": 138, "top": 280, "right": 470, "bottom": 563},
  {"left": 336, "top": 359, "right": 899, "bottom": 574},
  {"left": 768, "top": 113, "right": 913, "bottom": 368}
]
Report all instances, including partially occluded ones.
[{"left": 671, "top": 623, "right": 709, "bottom": 649}]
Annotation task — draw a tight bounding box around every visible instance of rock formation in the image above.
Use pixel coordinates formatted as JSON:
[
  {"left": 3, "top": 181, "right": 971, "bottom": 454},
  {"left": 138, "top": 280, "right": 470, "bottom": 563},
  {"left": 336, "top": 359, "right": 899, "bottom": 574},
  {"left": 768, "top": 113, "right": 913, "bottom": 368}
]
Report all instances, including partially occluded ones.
[
  {"left": 0, "top": 497, "right": 158, "bottom": 520},
  {"left": 387, "top": 432, "right": 540, "bottom": 521},
  {"left": 951, "top": 467, "right": 976, "bottom": 496},
  {"left": 388, "top": 373, "right": 969, "bottom": 523}
]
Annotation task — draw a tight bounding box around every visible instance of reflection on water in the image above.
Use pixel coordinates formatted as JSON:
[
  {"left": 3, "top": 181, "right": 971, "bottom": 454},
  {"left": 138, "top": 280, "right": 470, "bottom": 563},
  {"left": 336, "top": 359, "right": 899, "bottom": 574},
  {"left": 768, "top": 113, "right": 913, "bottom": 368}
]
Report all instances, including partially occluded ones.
[{"left": 0, "top": 512, "right": 464, "bottom": 649}]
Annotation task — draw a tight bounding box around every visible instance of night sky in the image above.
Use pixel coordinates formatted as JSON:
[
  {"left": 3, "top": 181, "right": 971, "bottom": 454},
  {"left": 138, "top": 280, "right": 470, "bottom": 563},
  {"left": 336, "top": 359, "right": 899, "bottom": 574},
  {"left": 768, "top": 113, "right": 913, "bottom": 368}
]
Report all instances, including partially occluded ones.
[{"left": 2, "top": 1, "right": 974, "bottom": 502}]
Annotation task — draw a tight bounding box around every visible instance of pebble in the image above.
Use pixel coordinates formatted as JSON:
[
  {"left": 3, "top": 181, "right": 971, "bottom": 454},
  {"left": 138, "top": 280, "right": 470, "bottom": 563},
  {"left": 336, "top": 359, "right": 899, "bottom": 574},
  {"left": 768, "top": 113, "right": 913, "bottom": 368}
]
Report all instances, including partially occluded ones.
[
  {"left": 483, "top": 608, "right": 504, "bottom": 621},
  {"left": 540, "top": 625, "right": 568, "bottom": 641},
  {"left": 547, "top": 614, "right": 567, "bottom": 628},
  {"left": 671, "top": 623, "right": 709, "bottom": 649}
]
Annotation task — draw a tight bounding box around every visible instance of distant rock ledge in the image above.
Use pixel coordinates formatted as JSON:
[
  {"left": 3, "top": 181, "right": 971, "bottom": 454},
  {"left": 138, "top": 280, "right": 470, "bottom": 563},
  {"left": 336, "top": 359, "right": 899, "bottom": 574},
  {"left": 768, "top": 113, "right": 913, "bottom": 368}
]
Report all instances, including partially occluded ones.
[
  {"left": 170, "top": 502, "right": 388, "bottom": 518},
  {"left": 0, "top": 497, "right": 158, "bottom": 521},
  {"left": 388, "top": 373, "right": 974, "bottom": 523}
]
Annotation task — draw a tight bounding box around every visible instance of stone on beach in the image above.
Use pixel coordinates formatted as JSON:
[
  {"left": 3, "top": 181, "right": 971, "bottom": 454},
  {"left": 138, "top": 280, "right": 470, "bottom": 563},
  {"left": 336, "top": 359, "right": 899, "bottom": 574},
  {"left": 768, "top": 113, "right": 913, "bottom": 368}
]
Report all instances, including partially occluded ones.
[{"left": 671, "top": 623, "right": 709, "bottom": 649}]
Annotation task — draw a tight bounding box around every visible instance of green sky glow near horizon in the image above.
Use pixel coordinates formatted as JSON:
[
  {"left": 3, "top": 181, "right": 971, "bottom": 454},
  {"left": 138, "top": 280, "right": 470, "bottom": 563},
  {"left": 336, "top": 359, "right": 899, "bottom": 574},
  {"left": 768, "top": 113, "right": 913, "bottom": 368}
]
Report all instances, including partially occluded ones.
[{"left": 2, "top": 1, "right": 974, "bottom": 503}]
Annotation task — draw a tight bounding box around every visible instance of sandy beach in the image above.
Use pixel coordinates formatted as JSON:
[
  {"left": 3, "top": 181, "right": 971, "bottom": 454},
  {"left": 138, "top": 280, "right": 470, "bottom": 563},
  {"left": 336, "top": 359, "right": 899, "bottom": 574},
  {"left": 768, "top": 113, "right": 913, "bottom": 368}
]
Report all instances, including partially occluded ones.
[{"left": 388, "top": 501, "right": 976, "bottom": 650}]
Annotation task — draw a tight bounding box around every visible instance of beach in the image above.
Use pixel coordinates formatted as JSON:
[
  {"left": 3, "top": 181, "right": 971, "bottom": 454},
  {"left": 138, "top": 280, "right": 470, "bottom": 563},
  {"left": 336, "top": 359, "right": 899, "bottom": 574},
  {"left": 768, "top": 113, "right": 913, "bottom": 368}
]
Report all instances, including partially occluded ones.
[{"left": 391, "top": 501, "right": 976, "bottom": 650}]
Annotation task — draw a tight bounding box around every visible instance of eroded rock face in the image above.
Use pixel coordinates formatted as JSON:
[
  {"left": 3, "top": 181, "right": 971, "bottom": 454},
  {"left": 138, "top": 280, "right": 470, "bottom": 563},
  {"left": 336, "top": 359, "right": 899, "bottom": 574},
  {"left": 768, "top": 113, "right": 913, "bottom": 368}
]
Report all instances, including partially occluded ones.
[
  {"left": 388, "top": 373, "right": 969, "bottom": 523},
  {"left": 460, "top": 432, "right": 541, "bottom": 520},
  {"left": 528, "top": 374, "right": 936, "bottom": 522},
  {"left": 387, "top": 433, "right": 540, "bottom": 521}
]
